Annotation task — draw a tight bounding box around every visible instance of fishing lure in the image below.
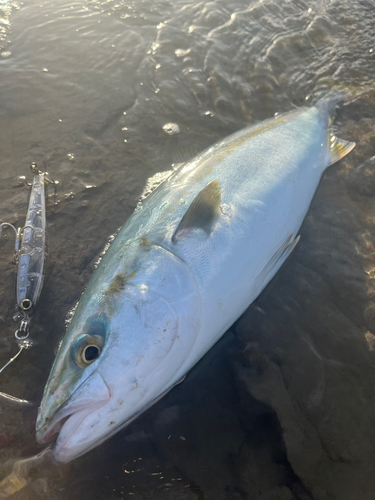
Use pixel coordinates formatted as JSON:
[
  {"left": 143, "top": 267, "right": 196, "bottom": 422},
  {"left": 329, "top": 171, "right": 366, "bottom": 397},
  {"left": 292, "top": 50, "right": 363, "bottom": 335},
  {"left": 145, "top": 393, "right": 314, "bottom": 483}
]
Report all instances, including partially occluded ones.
[{"left": 0, "top": 163, "right": 55, "bottom": 401}]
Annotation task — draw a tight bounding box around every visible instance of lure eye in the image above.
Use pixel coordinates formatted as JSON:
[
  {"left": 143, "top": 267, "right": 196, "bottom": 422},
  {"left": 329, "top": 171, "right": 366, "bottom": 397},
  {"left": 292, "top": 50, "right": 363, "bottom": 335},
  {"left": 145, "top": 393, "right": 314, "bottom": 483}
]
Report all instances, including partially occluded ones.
[{"left": 21, "top": 299, "right": 32, "bottom": 311}]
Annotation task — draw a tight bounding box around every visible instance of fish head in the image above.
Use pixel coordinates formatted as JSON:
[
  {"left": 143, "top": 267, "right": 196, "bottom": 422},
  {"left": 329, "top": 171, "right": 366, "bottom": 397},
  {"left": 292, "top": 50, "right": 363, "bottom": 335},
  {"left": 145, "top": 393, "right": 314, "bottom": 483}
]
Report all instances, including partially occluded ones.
[
  {"left": 36, "top": 241, "right": 200, "bottom": 463},
  {"left": 35, "top": 297, "right": 115, "bottom": 462}
]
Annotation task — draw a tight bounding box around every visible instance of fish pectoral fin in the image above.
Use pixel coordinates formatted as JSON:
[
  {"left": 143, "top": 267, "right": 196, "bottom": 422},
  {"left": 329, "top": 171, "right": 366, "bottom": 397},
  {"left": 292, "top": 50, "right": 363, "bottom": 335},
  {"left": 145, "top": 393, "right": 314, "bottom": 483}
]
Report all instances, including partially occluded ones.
[
  {"left": 172, "top": 179, "right": 222, "bottom": 243},
  {"left": 255, "top": 234, "right": 300, "bottom": 291},
  {"left": 328, "top": 133, "right": 355, "bottom": 166}
]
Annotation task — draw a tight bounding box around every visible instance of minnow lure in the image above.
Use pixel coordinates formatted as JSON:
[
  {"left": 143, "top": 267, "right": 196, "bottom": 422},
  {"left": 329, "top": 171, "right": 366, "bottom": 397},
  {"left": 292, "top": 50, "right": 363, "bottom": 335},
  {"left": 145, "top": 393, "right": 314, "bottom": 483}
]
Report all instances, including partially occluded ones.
[{"left": 0, "top": 163, "right": 55, "bottom": 401}]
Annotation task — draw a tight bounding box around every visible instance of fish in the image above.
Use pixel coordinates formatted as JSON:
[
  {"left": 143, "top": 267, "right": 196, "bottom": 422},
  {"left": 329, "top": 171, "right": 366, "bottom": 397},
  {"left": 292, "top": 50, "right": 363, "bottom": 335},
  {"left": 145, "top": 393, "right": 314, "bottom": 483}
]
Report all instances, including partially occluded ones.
[{"left": 36, "top": 94, "right": 355, "bottom": 463}]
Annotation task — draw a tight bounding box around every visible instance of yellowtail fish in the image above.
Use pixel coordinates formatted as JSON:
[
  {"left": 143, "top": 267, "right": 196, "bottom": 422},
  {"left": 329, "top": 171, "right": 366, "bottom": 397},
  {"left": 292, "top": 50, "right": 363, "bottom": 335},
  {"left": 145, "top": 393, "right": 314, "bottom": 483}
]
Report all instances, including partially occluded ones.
[{"left": 36, "top": 95, "right": 355, "bottom": 463}]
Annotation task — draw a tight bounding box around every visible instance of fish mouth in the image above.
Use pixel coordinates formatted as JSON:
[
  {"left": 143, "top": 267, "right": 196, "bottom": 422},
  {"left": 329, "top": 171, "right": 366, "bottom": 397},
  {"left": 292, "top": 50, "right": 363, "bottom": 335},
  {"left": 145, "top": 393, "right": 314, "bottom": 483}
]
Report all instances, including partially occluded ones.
[
  {"left": 36, "top": 371, "right": 111, "bottom": 461},
  {"left": 36, "top": 399, "right": 108, "bottom": 445}
]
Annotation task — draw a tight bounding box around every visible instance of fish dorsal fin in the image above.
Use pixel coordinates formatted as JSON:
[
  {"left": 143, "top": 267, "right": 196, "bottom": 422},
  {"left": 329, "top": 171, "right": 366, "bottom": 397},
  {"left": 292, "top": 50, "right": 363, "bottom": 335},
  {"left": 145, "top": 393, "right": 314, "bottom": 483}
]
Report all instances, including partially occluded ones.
[
  {"left": 172, "top": 179, "right": 221, "bottom": 243},
  {"left": 328, "top": 133, "right": 355, "bottom": 166}
]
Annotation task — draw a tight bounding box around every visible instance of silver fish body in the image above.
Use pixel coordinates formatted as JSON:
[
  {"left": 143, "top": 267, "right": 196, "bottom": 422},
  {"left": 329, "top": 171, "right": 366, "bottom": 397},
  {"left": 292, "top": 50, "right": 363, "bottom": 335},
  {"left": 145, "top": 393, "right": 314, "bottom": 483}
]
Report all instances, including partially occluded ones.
[{"left": 36, "top": 96, "right": 355, "bottom": 462}]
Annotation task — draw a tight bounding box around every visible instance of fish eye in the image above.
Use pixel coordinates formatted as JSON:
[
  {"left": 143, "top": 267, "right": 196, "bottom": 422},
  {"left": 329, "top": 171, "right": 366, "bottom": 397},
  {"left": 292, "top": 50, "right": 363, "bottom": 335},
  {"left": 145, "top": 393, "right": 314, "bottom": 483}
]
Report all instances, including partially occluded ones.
[
  {"left": 72, "top": 334, "right": 104, "bottom": 368},
  {"left": 82, "top": 344, "right": 101, "bottom": 364}
]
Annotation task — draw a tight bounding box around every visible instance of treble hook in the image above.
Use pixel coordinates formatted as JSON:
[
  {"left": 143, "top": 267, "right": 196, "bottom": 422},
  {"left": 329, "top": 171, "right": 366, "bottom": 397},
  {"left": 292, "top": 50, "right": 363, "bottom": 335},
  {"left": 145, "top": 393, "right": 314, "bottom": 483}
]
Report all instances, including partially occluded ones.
[
  {"left": 0, "top": 345, "right": 24, "bottom": 376},
  {"left": 0, "top": 223, "right": 20, "bottom": 264},
  {"left": 0, "top": 342, "right": 32, "bottom": 405}
]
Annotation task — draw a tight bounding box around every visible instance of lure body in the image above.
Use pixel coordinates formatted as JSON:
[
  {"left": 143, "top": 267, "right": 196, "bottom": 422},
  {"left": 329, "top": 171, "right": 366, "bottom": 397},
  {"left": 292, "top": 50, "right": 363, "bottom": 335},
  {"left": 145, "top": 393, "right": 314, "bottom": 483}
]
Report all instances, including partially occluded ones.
[
  {"left": 36, "top": 96, "right": 355, "bottom": 463},
  {"left": 0, "top": 165, "right": 50, "bottom": 401},
  {"left": 17, "top": 171, "right": 46, "bottom": 312}
]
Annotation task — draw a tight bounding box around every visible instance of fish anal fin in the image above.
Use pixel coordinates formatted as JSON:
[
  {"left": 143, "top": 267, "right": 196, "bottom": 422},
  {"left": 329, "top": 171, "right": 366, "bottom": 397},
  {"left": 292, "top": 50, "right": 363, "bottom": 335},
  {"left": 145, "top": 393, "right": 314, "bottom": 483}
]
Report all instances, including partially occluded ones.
[
  {"left": 255, "top": 234, "right": 300, "bottom": 291},
  {"left": 328, "top": 134, "right": 355, "bottom": 166},
  {"left": 172, "top": 179, "right": 221, "bottom": 243}
]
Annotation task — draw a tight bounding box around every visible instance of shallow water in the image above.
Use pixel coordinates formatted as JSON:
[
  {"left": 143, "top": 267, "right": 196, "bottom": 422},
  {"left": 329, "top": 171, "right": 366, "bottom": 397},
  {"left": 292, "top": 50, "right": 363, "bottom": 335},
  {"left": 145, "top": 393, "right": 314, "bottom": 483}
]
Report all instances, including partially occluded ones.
[{"left": 0, "top": 0, "right": 374, "bottom": 498}]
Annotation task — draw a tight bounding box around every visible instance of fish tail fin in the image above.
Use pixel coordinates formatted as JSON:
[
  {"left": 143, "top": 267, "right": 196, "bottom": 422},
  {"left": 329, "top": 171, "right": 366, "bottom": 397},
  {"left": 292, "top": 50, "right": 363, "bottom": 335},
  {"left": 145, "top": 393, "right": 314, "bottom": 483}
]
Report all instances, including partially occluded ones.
[
  {"left": 327, "top": 133, "right": 355, "bottom": 166},
  {"left": 315, "top": 90, "right": 344, "bottom": 118},
  {"left": 315, "top": 91, "right": 356, "bottom": 166}
]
